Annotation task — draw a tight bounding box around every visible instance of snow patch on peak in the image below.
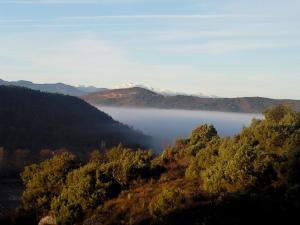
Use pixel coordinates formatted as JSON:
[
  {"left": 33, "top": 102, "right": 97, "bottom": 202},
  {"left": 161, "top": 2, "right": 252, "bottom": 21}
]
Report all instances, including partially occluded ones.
[
  {"left": 113, "top": 82, "right": 218, "bottom": 98},
  {"left": 113, "top": 82, "right": 148, "bottom": 90}
]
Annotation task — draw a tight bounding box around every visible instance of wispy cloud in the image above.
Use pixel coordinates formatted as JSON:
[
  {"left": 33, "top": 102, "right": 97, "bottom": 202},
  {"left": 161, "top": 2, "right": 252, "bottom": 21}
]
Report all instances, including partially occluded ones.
[
  {"left": 0, "top": 0, "right": 137, "bottom": 4},
  {"left": 0, "top": 14, "right": 241, "bottom": 24},
  {"left": 0, "top": 14, "right": 242, "bottom": 28},
  {"left": 146, "top": 29, "right": 295, "bottom": 41},
  {"left": 0, "top": 23, "right": 125, "bottom": 28},
  {"left": 159, "top": 42, "right": 299, "bottom": 54},
  {"left": 63, "top": 14, "right": 239, "bottom": 20}
]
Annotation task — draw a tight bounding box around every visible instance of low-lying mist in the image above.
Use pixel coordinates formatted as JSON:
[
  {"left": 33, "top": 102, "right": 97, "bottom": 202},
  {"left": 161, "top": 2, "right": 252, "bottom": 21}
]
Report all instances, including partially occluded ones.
[{"left": 97, "top": 106, "right": 263, "bottom": 152}]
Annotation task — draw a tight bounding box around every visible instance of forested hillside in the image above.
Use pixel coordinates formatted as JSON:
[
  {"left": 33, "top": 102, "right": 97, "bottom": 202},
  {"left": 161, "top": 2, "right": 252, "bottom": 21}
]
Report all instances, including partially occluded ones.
[
  {"left": 4, "top": 105, "right": 299, "bottom": 225},
  {"left": 0, "top": 86, "right": 152, "bottom": 178},
  {"left": 0, "top": 85, "right": 150, "bottom": 151}
]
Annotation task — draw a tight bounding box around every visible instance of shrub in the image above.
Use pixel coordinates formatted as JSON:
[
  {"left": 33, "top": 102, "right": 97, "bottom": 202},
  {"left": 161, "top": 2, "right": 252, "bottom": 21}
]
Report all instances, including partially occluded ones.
[
  {"left": 181, "top": 124, "right": 218, "bottom": 157},
  {"left": 185, "top": 137, "right": 220, "bottom": 178},
  {"left": 21, "top": 152, "right": 78, "bottom": 216},
  {"left": 148, "top": 188, "right": 184, "bottom": 221},
  {"left": 51, "top": 161, "right": 121, "bottom": 225},
  {"left": 101, "top": 145, "right": 155, "bottom": 185},
  {"left": 159, "top": 125, "right": 219, "bottom": 166},
  {"left": 186, "top": 105, "right": 300, "bottom": 194}
]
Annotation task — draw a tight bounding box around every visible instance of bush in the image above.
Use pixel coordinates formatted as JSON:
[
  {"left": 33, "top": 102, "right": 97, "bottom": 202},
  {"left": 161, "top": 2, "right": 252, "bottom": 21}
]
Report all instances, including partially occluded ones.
[
  {"left": 50, "top": 146, "right": 158, "bottom": 225},
  {"left": 21, "top": 152, "right": 78, "bottom": 216},
  {"left": 100, "top": 145, "right": 156, "bottom": 185},
  {"left": 186, "top": 105, "right": 300, "bottom": 194},
  {"left": 51, "top": 161, "right": 121, "bottom": 225},
  {"left": 159, "top": 125, "right": 219, "bottom": 166},
  {"left": 185, "top": 137, "right": 220, "bottom": 178},
  {"left": 182, "top": 124, "right": 219, "bottom": 157},
  {"left": 148, "top": 188, "right": 184, "bottom": 221}
]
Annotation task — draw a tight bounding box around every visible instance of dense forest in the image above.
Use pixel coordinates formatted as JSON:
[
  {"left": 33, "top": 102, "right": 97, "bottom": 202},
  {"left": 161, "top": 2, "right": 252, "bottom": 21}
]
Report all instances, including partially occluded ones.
[
  {"left": 0, "top": 86, "right": 152, "bottom": 178},
  {"left": 2, "top": 105, "right": 299, "bottom": 225},
  {"left": 83, "top": 87, "right": 300, "bottom": 113}
]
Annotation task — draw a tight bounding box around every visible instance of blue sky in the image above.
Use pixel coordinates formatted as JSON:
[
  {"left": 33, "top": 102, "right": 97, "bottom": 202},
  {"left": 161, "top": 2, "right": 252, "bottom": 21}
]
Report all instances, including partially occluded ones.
[{"left": 0, "top": 0, "right": 299, "bottom": 99}]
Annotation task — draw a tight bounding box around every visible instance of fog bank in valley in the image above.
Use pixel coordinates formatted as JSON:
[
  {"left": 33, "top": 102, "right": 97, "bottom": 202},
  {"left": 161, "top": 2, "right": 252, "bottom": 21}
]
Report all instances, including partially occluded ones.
[{"left": 98, "top": 106, "right": 263, "bottom": 151}]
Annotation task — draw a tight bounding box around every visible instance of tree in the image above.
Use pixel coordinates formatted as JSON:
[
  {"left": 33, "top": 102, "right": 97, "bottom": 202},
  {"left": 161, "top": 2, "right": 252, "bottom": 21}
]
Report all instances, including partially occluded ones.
[
  {"left": 21, "top": 152, "right": 78, "bottom": 216},
  {"left": 185, "top": 136, "right": 220, "bottom": 178},
  {"left": 160, "top": 124, "right": 219, "bottom": 165},
  {"left": 186, "top": 105, "right": 300, "bottom": 194},
  {"left": 51, "top": 161, "right": 120, "bottom": 225},
  {"left": 148, "top": 188, "right": 184, "bottom": 221},
  {"left": 100, "top": 145, "right": 155, "bottom": 185}
]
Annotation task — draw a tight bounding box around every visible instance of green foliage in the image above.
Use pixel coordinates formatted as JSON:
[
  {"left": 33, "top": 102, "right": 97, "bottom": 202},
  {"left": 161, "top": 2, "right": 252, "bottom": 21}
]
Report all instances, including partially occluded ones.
[
  {"left": 18, "top": 105, "right": 300, "bottom": 225},
  {"left": 21, "top": 152, "right": 78, "bottom": 215},
  {"left": 264, "top": 105, "right": 299, "bottom": 124},
  {"left": 51, "top": 161, "right": 120, "bottom": 225},
  {"left": 89, "top": 149, "right": 103, "bottom": 164},
  {"left": 20, "top": 145, "right": 159, "bottom": 225},
  {"left": 148, "top": 188, "right": 184, "bottom": 221},
  {"left": 189, "top": 124, "right": 218, "bottom": 145},
  {"left": 100, "top": 145, "right": 156, "bottom": 185},
  {"left": 161, "top": 125, "right": 219, "bottom": 164},
  {"left": 186, "top": 105, "right": 300, "bottom": 194},
  {"left": 50, "top": 144, "right": 158, "bottom": 225},
  {"left": 183, "top": 125, "right": 218, "bottom": 156},
  {"left": 185, "top": 136, "right": 220, "bottom": 178}
]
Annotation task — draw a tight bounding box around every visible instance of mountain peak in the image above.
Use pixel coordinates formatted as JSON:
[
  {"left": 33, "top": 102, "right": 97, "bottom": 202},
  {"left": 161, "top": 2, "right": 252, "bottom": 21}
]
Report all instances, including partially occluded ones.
[
  {"left": 113, "top": 82, "right": 149, "bottom": 90},
  {"left": 113, "top": 82, "right": 217, "bottom": 98}
]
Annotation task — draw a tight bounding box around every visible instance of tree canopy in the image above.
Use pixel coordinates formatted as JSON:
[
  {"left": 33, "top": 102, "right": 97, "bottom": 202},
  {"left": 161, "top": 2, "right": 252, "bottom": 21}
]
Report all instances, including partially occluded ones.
[{"left": 13, "top": 105, "right": 300, "bottom": 225}]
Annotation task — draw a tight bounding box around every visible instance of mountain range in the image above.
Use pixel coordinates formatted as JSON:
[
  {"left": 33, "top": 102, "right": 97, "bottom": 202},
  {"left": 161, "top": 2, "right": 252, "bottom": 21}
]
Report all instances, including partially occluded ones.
[
  {"left": 83, "top": 87, "right": 300, "bottom": 113},
  {"left": 2, "top": 79, "right": 300, "bottom": 113},
  {"left": 0, "top": 79, "right": 212, "bottom": 97},
  {"left": 0, "top": 79, "right": 106, "bottom": 97}
]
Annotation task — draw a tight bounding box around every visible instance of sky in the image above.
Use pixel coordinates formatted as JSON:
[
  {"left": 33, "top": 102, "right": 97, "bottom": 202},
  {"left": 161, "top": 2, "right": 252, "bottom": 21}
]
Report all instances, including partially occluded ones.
[{"left": 0, "top": 0, "right": 299, "bottom": 99}]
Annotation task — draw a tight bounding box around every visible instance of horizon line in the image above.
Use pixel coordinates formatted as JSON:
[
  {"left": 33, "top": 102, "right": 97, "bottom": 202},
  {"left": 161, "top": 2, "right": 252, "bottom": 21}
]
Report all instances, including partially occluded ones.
[{"left": 1, "top": 77, "right": 300, "bottom": 101}]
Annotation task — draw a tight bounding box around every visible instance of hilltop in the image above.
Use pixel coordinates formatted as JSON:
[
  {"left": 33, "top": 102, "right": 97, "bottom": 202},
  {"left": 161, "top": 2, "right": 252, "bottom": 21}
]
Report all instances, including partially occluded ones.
[{"left": 83, "top": 87, "right": 300, "bottom": 113}]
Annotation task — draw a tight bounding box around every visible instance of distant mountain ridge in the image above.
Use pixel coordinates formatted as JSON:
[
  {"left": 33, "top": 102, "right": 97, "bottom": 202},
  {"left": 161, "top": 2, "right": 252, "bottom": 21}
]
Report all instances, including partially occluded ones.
[
  {"left": 0, "top": 79, "right": 216, "bottom": 97},
  {"left": 0, "top": 79, "right": 106, "bottom": 96},
  {"left": 0, "top": 85, "right": 152, "bottom": 152},
  {"left": 2, "top": 79, "right": 300, "bottom": 113},
  {"left": 113, "top": 82, "right": 218, "bottom": 97},
  {"left": 82, "top": 87, "right": 300, "bottom": 113},
  {"left": 77, "top": 85, "right": 107, "bottom": 93}
]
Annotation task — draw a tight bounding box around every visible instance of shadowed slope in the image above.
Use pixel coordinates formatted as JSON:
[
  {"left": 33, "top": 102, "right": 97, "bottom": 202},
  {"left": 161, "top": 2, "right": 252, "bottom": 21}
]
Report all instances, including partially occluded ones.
[{"left": 0, "top": 86, "right": 151, "bottom": 152}]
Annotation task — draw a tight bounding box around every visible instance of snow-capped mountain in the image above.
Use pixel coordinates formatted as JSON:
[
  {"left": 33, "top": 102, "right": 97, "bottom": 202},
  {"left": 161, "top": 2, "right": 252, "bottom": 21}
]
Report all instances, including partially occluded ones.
[
  {"left": 113, "top": 82, "right": 218, "bottom": 98},
  {"left": 113, "top": 82, "right": 149, "bottom": 90}
]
